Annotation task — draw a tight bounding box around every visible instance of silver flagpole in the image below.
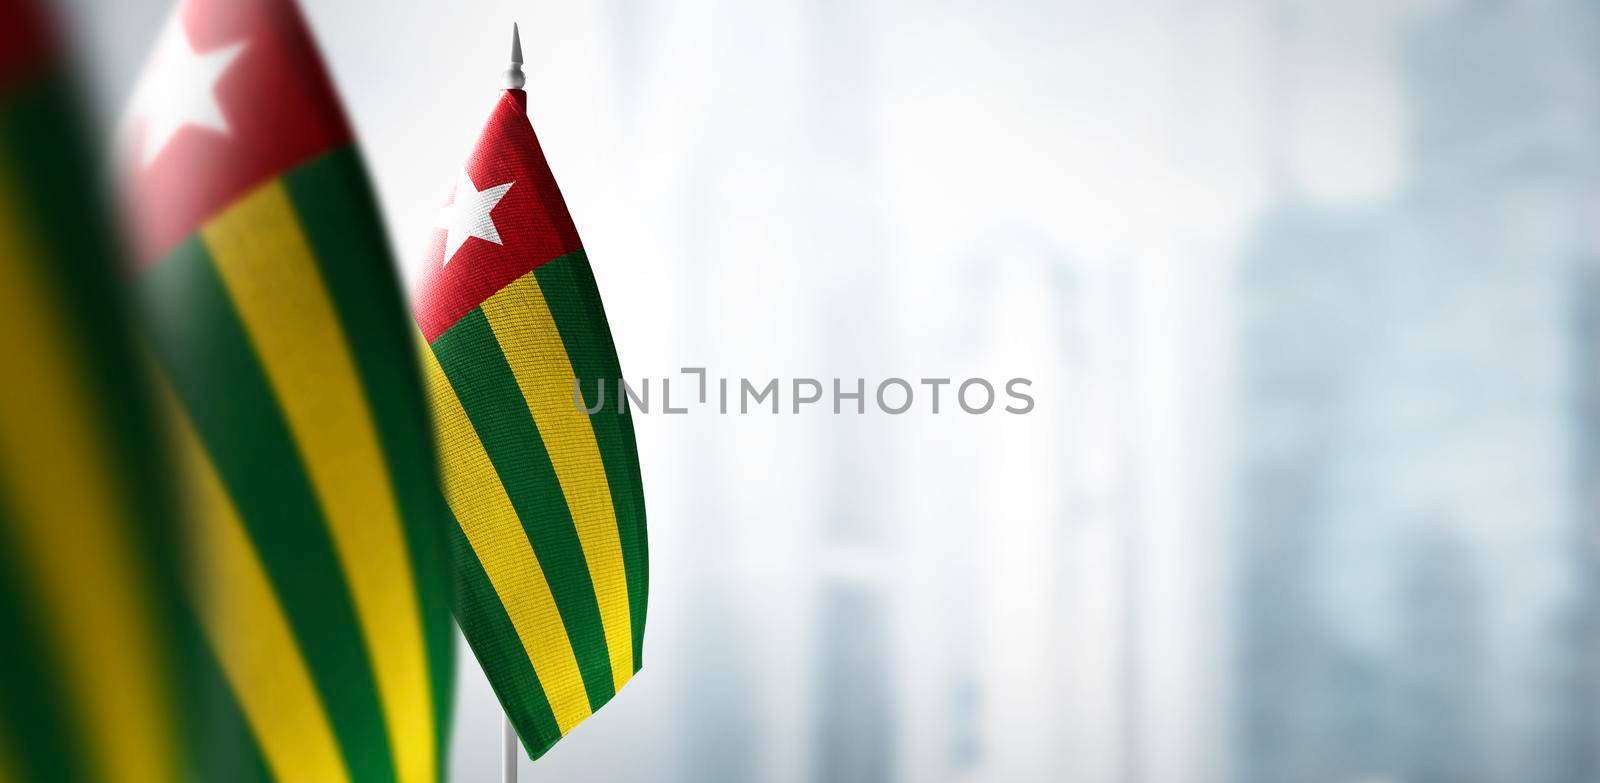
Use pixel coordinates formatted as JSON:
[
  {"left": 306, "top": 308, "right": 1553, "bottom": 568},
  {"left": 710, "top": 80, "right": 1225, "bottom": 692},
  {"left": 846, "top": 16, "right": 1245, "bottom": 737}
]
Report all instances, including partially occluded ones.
[
  {"left": 500, "top": 24, "right": 526, "bottom": 783},
  {"left": 502, "top": 713, "right": 519, "bottom": 783}
]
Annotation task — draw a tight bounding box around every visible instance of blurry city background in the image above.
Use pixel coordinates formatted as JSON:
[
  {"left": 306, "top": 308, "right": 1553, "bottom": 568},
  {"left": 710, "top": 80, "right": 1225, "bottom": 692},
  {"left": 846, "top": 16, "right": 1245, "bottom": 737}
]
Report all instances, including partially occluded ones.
[{"left": 50, "top": 0, "right": 1600, "bottom": 780}]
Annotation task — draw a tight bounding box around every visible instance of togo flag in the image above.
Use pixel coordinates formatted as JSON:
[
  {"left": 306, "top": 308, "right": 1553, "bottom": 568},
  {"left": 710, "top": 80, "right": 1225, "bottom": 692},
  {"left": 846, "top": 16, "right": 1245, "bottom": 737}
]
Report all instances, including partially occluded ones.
[
  {"left": 0, "top": 3, "right": 190, "bottom": 781},
  {"left": 412, "top": 27, "right": 648, "bottom": 760},
  {"left": 122, "top": 1, "right": 454, "bottom": 781}
]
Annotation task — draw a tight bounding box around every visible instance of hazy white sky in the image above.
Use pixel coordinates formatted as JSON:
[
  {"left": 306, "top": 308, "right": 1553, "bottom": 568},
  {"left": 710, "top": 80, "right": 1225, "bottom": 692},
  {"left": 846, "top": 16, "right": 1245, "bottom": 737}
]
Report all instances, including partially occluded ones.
[{"left": 51, "top": 1, "right": 1418, "bottom": 780}]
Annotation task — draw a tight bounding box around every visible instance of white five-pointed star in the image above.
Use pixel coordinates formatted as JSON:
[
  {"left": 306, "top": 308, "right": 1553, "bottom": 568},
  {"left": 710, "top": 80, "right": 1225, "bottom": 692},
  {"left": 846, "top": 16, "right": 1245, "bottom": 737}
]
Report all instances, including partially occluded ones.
[
  {"left": 128, "top": 13, "right": 247, "bottom": 167},
  {"left": 435, "top": 170, "right": 514, "bottom": 266}
]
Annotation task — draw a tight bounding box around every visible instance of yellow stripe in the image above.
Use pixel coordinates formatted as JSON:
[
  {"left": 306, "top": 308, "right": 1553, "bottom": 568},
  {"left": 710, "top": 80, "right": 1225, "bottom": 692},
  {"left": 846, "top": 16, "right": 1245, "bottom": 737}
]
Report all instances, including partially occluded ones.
[
  {"left": 155, "top": 376, "right": 350, "bottom": 783},
  {"left": 481, "top": 273, "right": 634, "bottom": 692},
  {"left": 201, "top": 181, "right": 435, "bottom": 782},
  {"left": 418, "top": 333, "right": 594, "bottom": 733},
  {"left": 0, "top": 706, "right": 16, "bottom": 783},
  {"left": 0, "top": 170, "right": 177, "bottom": 782},
  {"left": 0, "top": 725, "right": 16, "bottom": 783}
]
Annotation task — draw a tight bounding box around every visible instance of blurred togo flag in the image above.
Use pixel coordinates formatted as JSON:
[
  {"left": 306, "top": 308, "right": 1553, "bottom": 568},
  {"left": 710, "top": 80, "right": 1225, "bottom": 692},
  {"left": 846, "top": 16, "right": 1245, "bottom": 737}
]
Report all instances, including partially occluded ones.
[
  {"left": 0, "top": 2, "right": 189, "bottom": 781},
  {"left": 122, "top": 0, "right": 454, "bottom": 781},
  {"left": 411, "top": 26, "right": 649, "bottom": 760}
]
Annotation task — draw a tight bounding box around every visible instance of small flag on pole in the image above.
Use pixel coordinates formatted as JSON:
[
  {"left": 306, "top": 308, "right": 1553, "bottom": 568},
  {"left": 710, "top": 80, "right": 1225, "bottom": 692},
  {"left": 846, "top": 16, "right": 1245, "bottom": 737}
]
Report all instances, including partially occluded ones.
[
  {"left": 413, "top": 24, "right": 649, "bottom": 761},
  {"left": 122, "top": 1, "right": 455, "bottom": 781}
]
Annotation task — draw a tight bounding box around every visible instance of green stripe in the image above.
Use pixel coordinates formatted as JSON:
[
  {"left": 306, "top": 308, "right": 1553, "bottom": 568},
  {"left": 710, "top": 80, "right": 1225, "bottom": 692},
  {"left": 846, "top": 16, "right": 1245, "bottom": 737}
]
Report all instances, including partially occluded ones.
[
  {"left": 444, "top": 516, "right": 564, "bottom": 756},
  {"left": 0, "top": 502, "right": 90, "bottom": 783},
  {"left": 179, "top": 609, "right": 272, "bottom": 783},
  {"left": 533, "top": 251, "right": 648, "bottom": 670},
  {"left": 431, "top": 309, "right": 617, "bottom": 709},
  {"left": 281, "top": 147, "right": 456, "bottom": 770},
  {"left": 0, "top": 65, "right": 190, "bottom": 684},
  {"left": 139, "top": 239, "right": 397, "bottom": 783},
  {"left": 1, "top": 67, "right": 191, "bottom": 783}
]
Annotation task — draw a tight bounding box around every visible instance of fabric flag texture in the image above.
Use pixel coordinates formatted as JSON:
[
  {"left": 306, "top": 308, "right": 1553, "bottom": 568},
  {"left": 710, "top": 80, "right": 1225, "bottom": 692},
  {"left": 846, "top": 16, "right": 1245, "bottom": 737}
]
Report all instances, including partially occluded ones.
[
  {"left": 0, "top": 3, "right": 192, "bottom": 781},
  {"left": 122, "top": 1, "right": 454, "bottom": 781},
  {"left": 413, "top": 88, "right": 648, "bottom": 759}
]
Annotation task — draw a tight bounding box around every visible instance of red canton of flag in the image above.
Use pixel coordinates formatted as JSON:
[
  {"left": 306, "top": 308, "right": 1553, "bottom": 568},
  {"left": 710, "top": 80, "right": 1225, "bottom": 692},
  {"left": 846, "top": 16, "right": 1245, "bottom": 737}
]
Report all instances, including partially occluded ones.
[
  {"left": 123, "top": 0, "right": 351, "bottom": 266},
  {"left": 411, "top": 90, "right": 583, "bottom": 341},
  {"left": 0, "top": 0, "right": 51, "bottom": 92}
]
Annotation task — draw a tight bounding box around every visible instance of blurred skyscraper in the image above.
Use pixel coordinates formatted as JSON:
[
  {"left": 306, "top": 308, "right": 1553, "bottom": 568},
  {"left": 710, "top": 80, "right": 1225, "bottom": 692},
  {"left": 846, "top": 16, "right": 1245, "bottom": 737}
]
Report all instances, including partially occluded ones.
[
  {"left": 805, "top": 2, "right": 897, "bottom": 782},
  {"left": 1563, "top": 262, "right": 1600, "bottom": 781},
  {"left": 1233, "top": 199, "right": 1395, "bottom": 783},
  {"left": 1233, "top": 1, "right": 1600, "bottom": 782},
  {"left": 1399, "top": 519, "right": 1488, "bottom": 783},
  {"left": 945, "top": 232, "right": 1091, "bottom": 782}
]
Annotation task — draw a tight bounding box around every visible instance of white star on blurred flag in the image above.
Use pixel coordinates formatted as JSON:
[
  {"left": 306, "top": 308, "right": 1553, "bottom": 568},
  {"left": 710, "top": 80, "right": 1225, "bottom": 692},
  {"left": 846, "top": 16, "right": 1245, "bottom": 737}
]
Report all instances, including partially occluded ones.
[{"left": 127, "top": 13, "right": 246, "bottom": 167}]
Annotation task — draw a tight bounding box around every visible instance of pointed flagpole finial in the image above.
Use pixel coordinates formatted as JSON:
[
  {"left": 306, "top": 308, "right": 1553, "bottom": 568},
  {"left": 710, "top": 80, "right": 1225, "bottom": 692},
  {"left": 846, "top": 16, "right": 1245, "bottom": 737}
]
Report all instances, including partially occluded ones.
[{"left": 504, "top": 23, "right": 526, "bottom": 90}]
